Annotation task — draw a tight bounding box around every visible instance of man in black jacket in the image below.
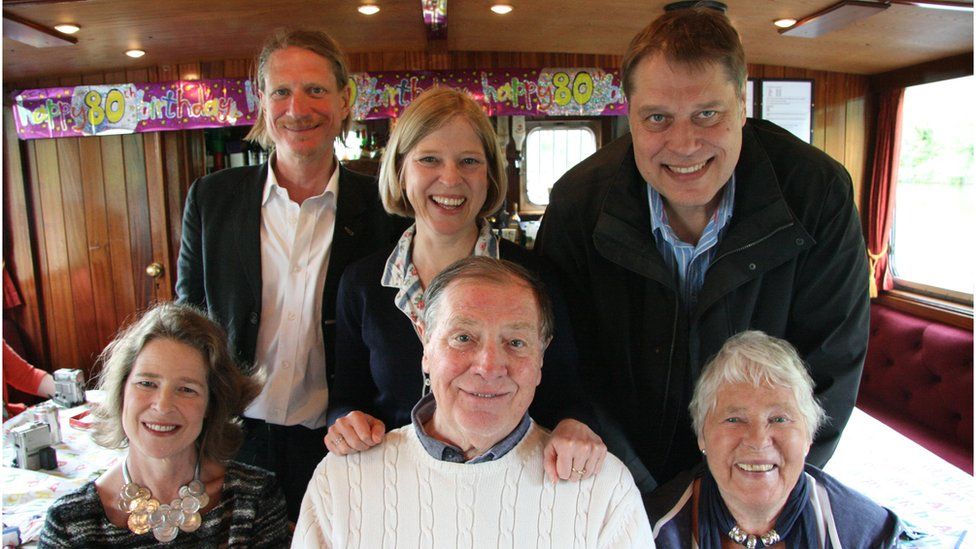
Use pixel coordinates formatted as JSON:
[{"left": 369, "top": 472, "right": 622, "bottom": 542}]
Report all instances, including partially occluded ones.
[
  {"left": 176, "top": 29, "right": 395, "bottom": 519},
  {"left": 536, "top": 7, "right": 869, "bottom": 490}
]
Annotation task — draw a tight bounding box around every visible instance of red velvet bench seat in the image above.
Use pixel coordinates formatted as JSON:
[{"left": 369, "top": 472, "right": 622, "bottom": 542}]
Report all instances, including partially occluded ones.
[{"left": 857, "top": 303, "right": 973, "bottom": 474}]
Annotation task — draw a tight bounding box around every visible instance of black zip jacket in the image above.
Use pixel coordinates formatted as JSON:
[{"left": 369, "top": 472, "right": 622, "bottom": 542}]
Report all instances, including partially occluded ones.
[{"left": 536, "top": 119, "right": 870, "bottom": 489}]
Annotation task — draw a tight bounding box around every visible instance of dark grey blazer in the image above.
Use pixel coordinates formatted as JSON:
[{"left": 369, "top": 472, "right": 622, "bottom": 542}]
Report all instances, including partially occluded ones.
[{"left": 175, "top": 161, "right": 400, "bottom": 385}]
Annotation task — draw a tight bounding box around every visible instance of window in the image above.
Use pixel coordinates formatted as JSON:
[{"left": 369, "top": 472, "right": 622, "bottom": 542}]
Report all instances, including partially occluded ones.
[
  {"left": 890, "top": 75, "right": 975, "bottom": 304},
  {"left": 520, "top": 122, "right": 598, "bottom": 213},
  {"left": 335, "top": 128, "right": 364, "bottom": 161}
]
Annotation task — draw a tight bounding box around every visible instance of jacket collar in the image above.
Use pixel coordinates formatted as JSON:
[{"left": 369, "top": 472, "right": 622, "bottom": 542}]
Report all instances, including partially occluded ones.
[
  {"left": 592, "top": 121, "right": 814, "bottom": 310},
  {"left": 593, "top": 134, "right": 675, "bottom": 289}
]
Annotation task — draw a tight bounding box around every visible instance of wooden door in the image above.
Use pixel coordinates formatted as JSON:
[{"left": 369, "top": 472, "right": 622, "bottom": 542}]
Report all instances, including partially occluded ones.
[{"left": 3, "top": 117, "right": 200, "bottom": 379}]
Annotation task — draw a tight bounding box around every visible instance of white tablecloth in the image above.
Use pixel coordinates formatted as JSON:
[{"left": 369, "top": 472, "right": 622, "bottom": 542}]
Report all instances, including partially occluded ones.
[
  {"left": 825, "top": 407, "right": 974, "bottom": 548},
  {"left": 1, "top": 392, "right": 122, "bottom": 545}
]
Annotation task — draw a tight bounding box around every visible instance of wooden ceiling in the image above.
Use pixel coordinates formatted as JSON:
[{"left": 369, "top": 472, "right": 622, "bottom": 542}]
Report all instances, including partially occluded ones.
[{"left": 2, "top": 0, "right": 973, "bottom": 83}]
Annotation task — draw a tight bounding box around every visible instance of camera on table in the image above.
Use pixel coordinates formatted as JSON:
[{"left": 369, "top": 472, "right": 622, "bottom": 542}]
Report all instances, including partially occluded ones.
[
  {"left": 11, "top": 421, "right": 58, "bottom": 471},
  {"left": 52, "top": 368, "right": 85, "bottom": 408}
]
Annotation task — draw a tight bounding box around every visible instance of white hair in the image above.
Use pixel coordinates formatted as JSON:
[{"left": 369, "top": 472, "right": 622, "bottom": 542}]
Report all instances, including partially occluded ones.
[{"left": 689, "top": 331, "right": 827, "bottom": 443}]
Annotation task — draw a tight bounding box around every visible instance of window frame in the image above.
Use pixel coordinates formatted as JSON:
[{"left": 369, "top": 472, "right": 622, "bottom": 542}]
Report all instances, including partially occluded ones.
[
  {"left": 518, "top": 119, "right": 602, "bottom": 215},
  {"left": 885, "top": 74, "right": 974, "bottom": 311}
]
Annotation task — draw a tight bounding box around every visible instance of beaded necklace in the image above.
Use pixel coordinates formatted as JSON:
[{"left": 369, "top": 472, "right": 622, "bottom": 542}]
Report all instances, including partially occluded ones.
[{"left": 119, "top": 456, "right": 208, "bottom": 542}]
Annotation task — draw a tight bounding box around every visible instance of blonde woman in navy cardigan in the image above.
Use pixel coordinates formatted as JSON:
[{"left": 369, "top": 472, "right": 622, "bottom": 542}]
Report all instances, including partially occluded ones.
[{"left": 325, "top": 87, "right": 606, "bottom": 482}]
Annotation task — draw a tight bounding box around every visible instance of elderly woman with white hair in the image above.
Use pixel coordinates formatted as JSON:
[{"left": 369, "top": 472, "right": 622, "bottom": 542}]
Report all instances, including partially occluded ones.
[{"left": 646, "top": 331, "right": 910, "bottom": 548}]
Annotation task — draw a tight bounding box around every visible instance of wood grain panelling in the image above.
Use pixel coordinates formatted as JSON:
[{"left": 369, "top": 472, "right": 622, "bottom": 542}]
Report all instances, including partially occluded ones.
[
  {"left": 143, "top": 133, "right": 174, "bottom": 301},
  {"left": 3, "top": 115, "right": 46, "bottom": 365},
  {"left": 77, "top": 137, "right": 119, "bottom": 347},
  {"left": 56, "top": 138, "right": 103, "bottom": 367},
  {"left": 32, "top": 138, "right": 81, "bottom": 368},
  {"left": 121, "top": 134, "right": 155, "bottom": 310},
  {"left": 100, "top": 136, "right": 139, "bottom": 325},
  {"left": 3, "top": 52, "right": 871, "bottom": 375}
]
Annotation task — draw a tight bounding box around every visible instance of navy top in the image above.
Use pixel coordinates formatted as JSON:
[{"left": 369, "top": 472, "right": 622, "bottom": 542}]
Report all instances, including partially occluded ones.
[
  {"left": 645, "top": 463, "right": 913, "bottom": 549},
  {"left": 327, "top": 238, "right": 595, "bottom": 433}
]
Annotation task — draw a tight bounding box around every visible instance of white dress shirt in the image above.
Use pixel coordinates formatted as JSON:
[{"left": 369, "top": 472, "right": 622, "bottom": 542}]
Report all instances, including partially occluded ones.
[{"left": 246, "top": 159, "right": 338, "bottom": 428}]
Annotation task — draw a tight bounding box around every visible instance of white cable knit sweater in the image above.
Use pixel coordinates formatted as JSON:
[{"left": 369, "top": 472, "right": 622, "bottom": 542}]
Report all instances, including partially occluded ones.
[{"left": 292, "top": 422, "right": 654, "bottom": 548}]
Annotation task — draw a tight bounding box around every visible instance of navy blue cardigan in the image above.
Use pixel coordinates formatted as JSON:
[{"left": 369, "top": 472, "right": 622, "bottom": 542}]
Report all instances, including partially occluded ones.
[{"left": 327, "top": 238, "right": 596, "bottom": 432}]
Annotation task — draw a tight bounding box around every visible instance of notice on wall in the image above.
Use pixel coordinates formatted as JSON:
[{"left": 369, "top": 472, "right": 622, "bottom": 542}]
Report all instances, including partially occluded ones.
[
  {"left": 746, "top": 79, "right": 754, "bottom": 118},
  {"left": 761, "top": 80, "right": 813, "bottom": 143},
  {"left": 11, "top": 67, "right": 628, "bottom": 140}
]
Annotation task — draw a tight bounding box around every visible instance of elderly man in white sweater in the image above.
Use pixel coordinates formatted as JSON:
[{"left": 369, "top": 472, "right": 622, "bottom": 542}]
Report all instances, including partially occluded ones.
[{"left": 293, "top": 257, "right": 654, "bottom": 548}]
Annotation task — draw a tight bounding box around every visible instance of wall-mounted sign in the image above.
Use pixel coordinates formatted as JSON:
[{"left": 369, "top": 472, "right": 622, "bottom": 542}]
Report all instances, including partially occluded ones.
[
  {"left": 11, "top": 67, "right": 627, "bottom": 140},
  {"left": 760, "top": 80, "right": 814, "bottom": 143}
]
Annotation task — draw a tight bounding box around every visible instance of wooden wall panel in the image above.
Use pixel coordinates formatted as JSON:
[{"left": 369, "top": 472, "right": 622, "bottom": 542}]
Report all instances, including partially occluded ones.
[
  {"left": 77, "top": 137, "right": 120, "bottom": 346},
  {"left": 32, "top": 139, "right": 81, "bottom": 368},
  {"left": 100, "top": 137, "right": 139, "bottom": 325},
  {"left": 56, "top": 138, "right": 103, "bottom": 367},
  {"left": 3, "top": 115, "right": 46, "bottom": 364},
  {"left": 121, "top": 134, "right": 155, "bottom": 310},
  {"left": 143, "top": 133, "right": 174, "bottom": 301}
]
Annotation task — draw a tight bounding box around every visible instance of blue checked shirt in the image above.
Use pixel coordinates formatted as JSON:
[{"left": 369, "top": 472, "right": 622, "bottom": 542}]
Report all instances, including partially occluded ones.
[
  {"left": 647, "top": 177, "right": 736, "bottom": 313},
  {"left": 410, "top": 393, "right": 531, "bottom": 463}
]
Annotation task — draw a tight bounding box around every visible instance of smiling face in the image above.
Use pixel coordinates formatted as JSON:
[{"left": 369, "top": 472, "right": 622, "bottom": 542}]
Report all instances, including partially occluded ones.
[
  {"left": 402, "top": 115, "right": 490, "bottom": 240},
  {"left": 122, "top": 338, "right": 209, "bottom": 464},
  {"left": 260, "top": 46, "right": 350, "bottom": 163},
  {"left": 627, "top": 53, "right": 745, "bottom": 222},
  {"left": 700, "top": 381, "right": 811, "bottom": 521},
  {"left": 420, "top": 277, "right": 546, "bottom": 455}
]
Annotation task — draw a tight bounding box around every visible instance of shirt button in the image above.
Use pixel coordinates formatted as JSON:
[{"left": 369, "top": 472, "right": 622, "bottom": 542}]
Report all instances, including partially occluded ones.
[
  {"left": 288, "top": 312, "right": 296, "bottom": 321},
  {"left": 748, "top": 263, "right": 757, "bottom": 270},
  {"left": 795, "top": 238, "right": 805, "bottom": 246},
  {"left": 293, "top": 265, "right": 302, "bottom": 273},
  {"left": 249, "top": 312, "right": 259, "bottom": 325}
]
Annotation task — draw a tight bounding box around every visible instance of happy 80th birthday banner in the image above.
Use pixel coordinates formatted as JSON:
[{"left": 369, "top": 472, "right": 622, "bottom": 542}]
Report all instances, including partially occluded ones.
[{"left": 11, "top": 67, "right": 627, "bottom": 140}]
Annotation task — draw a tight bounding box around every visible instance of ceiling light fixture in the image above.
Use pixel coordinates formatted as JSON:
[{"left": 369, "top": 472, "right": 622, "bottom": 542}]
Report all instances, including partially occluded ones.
[
  {"left": 491, "top": 4, "right": 514, "bottom": 14},
  {"left": 54, "top": 23, "right": 81, "bottom": 34},
  {"left": 358, "top": 4, "right": 380, "bottom": 15},
  {"left": 125, "top": 49, "right": 146, "bottom": 58},
  {"left": 774, "top": 18, "right": 797, "bottom": 28},
  {"left": 778, "top": 0, "right": 888, "bottom": 38},
  {"left": 887, "top": 0, "right": 973, "bottom": 10}
]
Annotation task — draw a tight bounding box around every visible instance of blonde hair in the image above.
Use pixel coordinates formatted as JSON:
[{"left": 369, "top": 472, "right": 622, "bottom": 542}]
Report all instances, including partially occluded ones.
[
  {"left": 245, "top": 28, "right": 353, "bottom": 148},
  {"left": 378, "top": 87, "right": 507, "bottom": 218}
]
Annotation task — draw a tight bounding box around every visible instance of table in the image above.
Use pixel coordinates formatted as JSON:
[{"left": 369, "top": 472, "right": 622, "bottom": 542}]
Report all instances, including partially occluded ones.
[
  {"left": 825, "top": 407, "right": 974, "bottom": 548},
  {"left": 1, "top": 392, "right": 122, "bottom": 545}
]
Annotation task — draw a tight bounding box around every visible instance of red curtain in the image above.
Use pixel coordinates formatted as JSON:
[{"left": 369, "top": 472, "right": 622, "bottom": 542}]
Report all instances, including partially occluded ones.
[{"left": 866, "top": 88, "right": 905, "bottom": 298}]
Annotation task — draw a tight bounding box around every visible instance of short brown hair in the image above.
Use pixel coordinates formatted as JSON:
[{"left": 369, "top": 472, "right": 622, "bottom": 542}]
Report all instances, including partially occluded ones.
[
  {"left": 91, "top": 302, "right": 261, "bottom": 462},
  {"left": 245, "top": 28, "right": 353, "bottom": 148},
  {"left": 378, "top": 87, "right": 507, "bottom": 218},
  {"left": 621, "top": 6, "right": 746, "bottom": 99}
]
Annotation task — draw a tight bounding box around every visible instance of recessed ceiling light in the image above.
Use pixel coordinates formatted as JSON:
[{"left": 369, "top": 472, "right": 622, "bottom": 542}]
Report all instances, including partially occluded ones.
[
  {"left": 774, "top": 18, "right": 797, "bottom": 28},
  {"left": 358, "top": 4, "right": 380, "bottom": 15},
  {"left": 125, "top": 49, "right": 146, "bottom": 58},
  {"left": 54, "top": 23, "right": 81, "bottom": 34},
  {"left": 491, "top": 4, "right": 514, "bottom": 14}
]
